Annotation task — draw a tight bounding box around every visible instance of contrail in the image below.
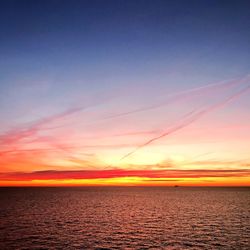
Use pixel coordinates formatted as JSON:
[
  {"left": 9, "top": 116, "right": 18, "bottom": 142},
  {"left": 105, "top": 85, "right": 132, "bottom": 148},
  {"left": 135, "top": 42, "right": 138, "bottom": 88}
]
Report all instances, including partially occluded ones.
[
  {"left": 103, "top": 75, "right": 250, "bottom": 120},
  {"left": 120, "top": 84, "right": 250, "bottom": 161}
]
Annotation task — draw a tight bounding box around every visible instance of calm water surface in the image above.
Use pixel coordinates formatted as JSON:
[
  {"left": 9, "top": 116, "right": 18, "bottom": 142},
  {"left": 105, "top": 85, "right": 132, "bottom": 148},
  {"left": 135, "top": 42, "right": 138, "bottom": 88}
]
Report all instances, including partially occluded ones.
[{"left": 0, "top": 187, "right": 249, "bottom": 249}]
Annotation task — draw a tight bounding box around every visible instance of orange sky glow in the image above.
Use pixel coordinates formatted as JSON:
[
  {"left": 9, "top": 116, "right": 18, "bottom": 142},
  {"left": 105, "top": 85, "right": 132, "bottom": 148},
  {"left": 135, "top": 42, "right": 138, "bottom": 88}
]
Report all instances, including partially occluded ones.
[{"left": 1, "top": 76, "right": 250, "bottom": 186}]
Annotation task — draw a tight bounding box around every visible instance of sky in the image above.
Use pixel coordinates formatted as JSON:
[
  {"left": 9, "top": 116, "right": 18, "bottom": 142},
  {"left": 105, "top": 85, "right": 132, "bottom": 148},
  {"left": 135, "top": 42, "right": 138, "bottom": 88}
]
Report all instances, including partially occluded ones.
[{"left": 0, "top": 0, "right": 250, "bottom": 186}]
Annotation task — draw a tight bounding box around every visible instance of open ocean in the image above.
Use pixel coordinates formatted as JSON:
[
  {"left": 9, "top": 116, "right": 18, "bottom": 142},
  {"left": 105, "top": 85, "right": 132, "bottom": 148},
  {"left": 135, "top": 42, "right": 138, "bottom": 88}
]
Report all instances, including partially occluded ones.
[{"left": 0, "top": 187, "right": 249, "bottom": 249}]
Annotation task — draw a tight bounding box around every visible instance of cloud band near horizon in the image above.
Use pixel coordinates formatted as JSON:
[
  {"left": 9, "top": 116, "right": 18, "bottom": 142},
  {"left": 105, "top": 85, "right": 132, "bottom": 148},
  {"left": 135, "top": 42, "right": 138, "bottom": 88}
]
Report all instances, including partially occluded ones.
[{"left": 0, "top": 168, "right": 249, "bottom": 181}]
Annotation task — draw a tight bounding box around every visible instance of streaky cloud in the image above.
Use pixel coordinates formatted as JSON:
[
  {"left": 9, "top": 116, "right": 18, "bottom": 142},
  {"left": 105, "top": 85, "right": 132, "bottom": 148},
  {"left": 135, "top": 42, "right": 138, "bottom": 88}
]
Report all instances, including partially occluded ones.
[{"left": 0, "top": 168, "right": 249, "bottom": 181}]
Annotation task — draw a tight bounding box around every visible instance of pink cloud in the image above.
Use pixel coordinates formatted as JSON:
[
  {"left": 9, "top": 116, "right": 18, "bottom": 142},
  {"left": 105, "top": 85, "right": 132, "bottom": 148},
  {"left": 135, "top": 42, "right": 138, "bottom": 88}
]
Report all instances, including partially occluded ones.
[{"left": 0, "top": 168, "right": 249, "bottom": 181}]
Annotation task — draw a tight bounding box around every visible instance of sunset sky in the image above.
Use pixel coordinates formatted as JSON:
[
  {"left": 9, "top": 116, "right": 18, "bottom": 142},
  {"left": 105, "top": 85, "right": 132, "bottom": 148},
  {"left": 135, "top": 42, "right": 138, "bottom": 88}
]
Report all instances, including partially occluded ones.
[{"left": 0, "top": 0, "right": 250, "bottom": 186}]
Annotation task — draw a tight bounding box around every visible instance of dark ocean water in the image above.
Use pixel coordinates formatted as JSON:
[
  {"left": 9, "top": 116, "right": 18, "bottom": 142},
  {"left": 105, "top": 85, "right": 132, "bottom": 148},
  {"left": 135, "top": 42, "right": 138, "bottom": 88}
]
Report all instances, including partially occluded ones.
[{"left": 0, "top": 187, "right": 249, "bottom": 249}]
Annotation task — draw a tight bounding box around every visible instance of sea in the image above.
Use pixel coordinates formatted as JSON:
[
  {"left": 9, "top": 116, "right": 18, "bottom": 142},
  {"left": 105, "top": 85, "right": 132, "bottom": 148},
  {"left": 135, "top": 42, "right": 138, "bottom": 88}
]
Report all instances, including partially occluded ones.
[{"left": 0, "top": 187, "right": 249, "bottom": 249}]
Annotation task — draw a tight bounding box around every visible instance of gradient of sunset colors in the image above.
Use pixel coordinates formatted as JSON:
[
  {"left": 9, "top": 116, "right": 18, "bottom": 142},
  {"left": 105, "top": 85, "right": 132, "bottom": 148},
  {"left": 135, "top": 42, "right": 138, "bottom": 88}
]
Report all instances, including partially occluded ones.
[{"left": 0, "top": 0, "right": 250, "bottom": 186}]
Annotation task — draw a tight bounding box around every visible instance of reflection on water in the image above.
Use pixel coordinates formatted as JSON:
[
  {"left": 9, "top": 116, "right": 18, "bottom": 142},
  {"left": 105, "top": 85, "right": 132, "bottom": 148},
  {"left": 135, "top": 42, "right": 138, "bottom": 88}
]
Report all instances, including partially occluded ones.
[{"left": 0, "top": 187, "right": 249, "bottom": 249}]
